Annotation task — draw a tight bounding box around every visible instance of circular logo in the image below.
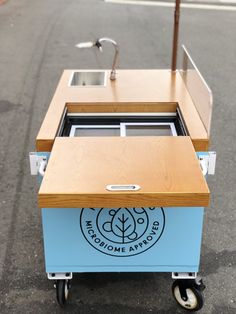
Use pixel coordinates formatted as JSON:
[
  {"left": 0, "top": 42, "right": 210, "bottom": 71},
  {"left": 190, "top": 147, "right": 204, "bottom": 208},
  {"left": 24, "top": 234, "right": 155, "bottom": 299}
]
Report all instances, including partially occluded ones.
[{"left": 80, "top": 207, "right": 165, "bottom": 257}]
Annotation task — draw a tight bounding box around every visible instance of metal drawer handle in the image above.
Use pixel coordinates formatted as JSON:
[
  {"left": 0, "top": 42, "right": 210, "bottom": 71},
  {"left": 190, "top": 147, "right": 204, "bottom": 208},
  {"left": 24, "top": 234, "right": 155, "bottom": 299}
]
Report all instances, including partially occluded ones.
[{"left": 106, "top": 184, "right": 140, "bottom": 191}]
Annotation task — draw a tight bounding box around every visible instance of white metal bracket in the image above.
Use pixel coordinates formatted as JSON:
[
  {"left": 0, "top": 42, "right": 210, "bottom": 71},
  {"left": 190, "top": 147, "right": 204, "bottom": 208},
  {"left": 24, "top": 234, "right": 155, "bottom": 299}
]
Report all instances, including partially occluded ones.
[
  {"left": 198, "top": 151, "right": 216, "bottom": 176},
  {"left": 172, "top": 272, "right": 197, "bottom": 279},
  {"left": 47, "top": 272, "right": 73, "bottom": 280},
  {"left": 29, "top": 153, "right": 48, "bottom": 176}
]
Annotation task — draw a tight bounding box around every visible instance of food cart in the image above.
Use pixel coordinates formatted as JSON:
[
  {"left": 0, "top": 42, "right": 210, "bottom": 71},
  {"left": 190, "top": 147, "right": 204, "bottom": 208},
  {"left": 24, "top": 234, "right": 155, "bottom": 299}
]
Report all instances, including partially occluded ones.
[{"left": 29, "top": 2, "right": 216, "bottom": 311}]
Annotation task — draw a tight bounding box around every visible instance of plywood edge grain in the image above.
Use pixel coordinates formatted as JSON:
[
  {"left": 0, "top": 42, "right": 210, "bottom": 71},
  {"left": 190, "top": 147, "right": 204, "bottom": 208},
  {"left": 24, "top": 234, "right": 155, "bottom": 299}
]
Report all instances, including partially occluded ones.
[
  {"left": 36, "top": 139, "right": 54, "bottom": 152},
  {"left": 66, "top": 102, "right": 177, "bottom": 113},
  {"left": 38, "top": 192, "right": 210, "bottom": 208},
  {"left": 35, "top": 137, "right": 209, "bottom": 153},
  {"left": 192, "top": 139, "right": 209, "bottom": 152}
]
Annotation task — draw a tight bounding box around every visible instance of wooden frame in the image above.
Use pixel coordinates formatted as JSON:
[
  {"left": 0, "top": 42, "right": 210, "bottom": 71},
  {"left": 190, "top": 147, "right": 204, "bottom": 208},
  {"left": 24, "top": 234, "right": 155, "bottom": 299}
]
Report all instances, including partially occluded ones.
[{"left": 36, "top": 70, "right": 209, "bottom": 152}]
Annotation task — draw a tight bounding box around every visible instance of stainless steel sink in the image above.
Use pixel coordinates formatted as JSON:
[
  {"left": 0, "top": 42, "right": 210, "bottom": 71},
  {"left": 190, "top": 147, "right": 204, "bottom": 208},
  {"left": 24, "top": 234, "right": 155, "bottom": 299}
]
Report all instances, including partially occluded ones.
[{"left": 69, "top": 71, "right": 106, "bottom": 87}]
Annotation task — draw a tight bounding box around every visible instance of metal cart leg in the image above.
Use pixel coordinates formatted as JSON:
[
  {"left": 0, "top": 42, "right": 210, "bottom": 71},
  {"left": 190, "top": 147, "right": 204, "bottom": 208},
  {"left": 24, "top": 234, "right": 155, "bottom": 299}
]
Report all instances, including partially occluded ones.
[{"left": 171, "top": 273, "right": 205, "bottom": 311}]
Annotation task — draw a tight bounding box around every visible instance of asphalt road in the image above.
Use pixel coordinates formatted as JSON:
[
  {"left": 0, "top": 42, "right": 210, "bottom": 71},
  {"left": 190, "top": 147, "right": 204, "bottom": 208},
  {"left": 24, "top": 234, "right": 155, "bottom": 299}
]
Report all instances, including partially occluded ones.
[{"left": 0, "top": 0, "right": 235, "bottom": 313}]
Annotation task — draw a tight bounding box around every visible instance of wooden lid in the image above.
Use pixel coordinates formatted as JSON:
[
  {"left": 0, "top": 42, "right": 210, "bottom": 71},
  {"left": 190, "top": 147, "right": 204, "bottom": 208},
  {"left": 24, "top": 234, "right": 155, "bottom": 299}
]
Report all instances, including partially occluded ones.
[{"left": 38, "top": 136, "right": 210, "bottom": 208}]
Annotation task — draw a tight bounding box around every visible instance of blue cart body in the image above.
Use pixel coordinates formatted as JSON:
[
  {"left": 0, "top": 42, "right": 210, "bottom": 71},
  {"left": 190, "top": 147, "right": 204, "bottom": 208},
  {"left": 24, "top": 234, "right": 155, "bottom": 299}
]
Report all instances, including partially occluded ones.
[{"left": 42, "top": 206, "right": 204, "bottom": 274}]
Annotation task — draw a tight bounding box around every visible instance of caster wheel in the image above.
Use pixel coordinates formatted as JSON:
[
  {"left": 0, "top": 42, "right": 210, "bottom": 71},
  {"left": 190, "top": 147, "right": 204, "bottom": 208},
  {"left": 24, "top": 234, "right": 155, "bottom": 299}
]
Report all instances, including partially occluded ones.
[
  {"left": 56, "top": 279, "right": 70, "bottom": 307},
  {"left": 172, "top": 280, "right": 204, "bottom": 311}
]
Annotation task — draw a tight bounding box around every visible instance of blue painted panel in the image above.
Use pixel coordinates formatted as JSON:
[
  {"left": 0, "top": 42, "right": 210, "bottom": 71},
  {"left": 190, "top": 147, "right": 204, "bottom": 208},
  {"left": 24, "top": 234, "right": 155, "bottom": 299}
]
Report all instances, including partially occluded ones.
[
  {"left": 42, "top": 207, "right": 204, "bottom": 273},
  {"left": 196, "top": 152, "right": 209, "bottom": 157}
]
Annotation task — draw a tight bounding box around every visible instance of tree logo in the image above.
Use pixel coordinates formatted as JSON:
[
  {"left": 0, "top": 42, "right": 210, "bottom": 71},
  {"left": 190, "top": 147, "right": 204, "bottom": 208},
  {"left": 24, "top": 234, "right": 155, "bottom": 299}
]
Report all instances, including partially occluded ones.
[{"left": 80, "top": 207, "right": 165, "bottom": 257}]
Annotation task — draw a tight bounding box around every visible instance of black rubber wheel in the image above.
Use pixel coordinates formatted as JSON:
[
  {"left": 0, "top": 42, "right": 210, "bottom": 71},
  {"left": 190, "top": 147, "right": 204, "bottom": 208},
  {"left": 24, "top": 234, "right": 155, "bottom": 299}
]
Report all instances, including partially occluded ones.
[
  {"left": 56, "top": 280, "right": 69, "bottom": 307},
  {"left": 172, "top": 280, "right": 204, "bottom": 311}
]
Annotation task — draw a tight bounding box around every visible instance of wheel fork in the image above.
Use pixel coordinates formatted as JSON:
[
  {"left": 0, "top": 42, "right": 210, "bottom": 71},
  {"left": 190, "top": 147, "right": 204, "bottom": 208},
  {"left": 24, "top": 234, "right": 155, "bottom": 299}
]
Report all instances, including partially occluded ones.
[{"left": 178, "top": 278, "right": 205, "bottom": 301}]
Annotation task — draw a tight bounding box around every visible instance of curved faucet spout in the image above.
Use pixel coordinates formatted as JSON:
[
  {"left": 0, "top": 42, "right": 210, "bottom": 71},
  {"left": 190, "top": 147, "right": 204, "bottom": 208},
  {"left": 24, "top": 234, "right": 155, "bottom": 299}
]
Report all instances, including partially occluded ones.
[
  {"left": 95, "top": 38, "right": 119, "bottom": 80},
  {"left": 76, "top": 37, "right": 119, "bottom": 80}
]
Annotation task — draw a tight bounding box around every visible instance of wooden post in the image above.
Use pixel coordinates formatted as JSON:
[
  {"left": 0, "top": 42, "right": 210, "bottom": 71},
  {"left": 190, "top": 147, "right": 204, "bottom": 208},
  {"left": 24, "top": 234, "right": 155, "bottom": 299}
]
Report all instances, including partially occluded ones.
[{"left": 171, "top": 0, "right": 181, "bottom": 71}]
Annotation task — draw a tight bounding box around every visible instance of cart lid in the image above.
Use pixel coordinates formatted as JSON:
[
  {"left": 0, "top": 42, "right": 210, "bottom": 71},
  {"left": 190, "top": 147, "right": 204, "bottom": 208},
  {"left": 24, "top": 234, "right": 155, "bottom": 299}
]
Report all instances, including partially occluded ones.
[{"left": 38, "top": 136, "right": 210, "bottom": 208}]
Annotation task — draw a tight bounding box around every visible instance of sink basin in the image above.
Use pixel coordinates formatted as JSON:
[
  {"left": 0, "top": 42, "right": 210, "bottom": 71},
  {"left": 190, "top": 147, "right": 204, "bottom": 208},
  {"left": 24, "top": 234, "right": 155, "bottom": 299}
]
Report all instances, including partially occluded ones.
[{"left": 69, "top": 71, "right": 106, "bottom": 87}]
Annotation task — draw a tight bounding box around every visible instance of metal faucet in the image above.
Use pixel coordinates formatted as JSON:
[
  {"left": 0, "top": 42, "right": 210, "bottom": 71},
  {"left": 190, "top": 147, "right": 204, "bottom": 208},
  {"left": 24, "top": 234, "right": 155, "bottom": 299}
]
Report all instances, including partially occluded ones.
[{"left": 76, "top": 37, "right": 119, "bottom": 80}]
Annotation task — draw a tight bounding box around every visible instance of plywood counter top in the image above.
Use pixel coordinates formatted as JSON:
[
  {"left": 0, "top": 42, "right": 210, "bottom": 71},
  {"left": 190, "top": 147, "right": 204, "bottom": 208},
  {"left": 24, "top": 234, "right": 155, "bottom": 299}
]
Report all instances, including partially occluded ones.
[
  {"left": 39, "top": 137, "right": 210, "bottom": 208},
  {"left": 36, "top": 70, "right": 209, "bottom": 151}
]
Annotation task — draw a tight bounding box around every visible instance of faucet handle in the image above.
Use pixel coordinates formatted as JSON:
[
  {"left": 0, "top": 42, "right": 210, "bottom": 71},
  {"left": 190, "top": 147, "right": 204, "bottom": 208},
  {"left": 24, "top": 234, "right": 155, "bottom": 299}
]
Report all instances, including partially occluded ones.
[
  {"left": 75, "top": 42, "right": 94, "bottom": 49},
  {"left": 95, "top": 40, "right": 103, "bottom": 52}
]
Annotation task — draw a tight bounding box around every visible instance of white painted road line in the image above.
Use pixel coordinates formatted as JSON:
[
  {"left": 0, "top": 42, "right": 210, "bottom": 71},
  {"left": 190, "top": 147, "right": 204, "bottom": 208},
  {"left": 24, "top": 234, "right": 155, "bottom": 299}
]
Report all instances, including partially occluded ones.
[
  {"left": 105, "top": 0, "right": 236, "bottom": 11},
  {"left": 218, "top": 0, "right": 236, "bottom": 3}
]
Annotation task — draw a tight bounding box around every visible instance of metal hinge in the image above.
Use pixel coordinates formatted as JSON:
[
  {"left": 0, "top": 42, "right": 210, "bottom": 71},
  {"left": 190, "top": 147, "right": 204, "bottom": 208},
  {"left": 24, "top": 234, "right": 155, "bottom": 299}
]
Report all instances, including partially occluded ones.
[
  {"left": 29, "top": 153, "right": 48, "bottom": 176},
  {"left": 198, "top": 151, "right": 216, "bottom": 176}
]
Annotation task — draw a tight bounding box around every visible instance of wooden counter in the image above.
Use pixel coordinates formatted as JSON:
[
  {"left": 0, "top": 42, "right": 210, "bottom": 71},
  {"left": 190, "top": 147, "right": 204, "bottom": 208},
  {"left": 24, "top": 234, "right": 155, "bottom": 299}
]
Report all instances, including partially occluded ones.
[
  {"left": 36, "top": 70, "right": 209, "bottom": 152},
  {"left": 38, "top": 137, "right": 210, "bottom": 208}
]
